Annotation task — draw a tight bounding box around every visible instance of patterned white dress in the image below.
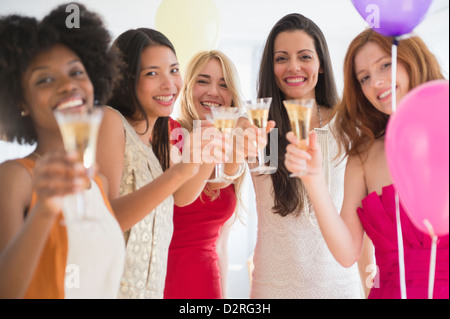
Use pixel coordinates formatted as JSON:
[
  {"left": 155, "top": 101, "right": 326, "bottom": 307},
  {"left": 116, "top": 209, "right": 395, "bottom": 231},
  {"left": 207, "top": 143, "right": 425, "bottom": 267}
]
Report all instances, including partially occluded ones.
[
  {"left": 109, "top": 108, "right": 174, "bottom": 299},
  {"left": 250, "top": 122, "right": 363, "bottom": 299}
]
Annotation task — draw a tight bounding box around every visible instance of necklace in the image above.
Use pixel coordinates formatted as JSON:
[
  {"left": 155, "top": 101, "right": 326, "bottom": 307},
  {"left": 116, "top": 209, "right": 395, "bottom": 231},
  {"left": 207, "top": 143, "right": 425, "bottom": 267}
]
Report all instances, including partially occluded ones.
[{"left": 317, "top": 103, "right": 323, "bottom": 128}]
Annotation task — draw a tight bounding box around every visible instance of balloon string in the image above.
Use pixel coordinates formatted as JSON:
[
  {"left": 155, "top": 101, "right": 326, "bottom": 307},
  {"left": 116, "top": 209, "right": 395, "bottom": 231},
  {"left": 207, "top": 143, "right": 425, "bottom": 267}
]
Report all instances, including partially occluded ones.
[
  {"left": 392, "top": 38, "right": 406, "bottom": 299},
  {"left": 391, "top": 38, "right": 399, "bottom": 113},
  {"left": 395, "top": 192, "right": 407, "bottom": 299},
  {"left": 424, "top": 219, "right": 438, "bottom": 299}
]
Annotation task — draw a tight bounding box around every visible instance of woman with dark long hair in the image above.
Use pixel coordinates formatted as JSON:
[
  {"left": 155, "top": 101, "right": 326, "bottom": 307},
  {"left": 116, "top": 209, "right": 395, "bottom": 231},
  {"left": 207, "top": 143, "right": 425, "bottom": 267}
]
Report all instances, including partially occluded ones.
[
  {"left": 96, "top": 28, "right": 224, "bottom": 298},
  {"left": 249, "top": 13, "right": 362, "bottom": 298}
]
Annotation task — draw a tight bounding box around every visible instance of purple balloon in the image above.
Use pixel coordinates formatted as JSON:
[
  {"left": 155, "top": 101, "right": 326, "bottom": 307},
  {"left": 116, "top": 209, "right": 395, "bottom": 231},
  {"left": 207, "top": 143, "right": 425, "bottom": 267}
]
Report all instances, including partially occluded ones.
[{"left": 351, "top": 0, "right": 433, "bottom": 37}]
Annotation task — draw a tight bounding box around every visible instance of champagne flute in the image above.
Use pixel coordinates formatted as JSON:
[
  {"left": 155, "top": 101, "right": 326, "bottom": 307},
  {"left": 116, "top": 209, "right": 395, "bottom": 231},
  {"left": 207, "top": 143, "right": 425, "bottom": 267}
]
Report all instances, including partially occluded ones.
[
  {"left": 283, "top": 99, "right": 315, "bottom": 177},
  {"left": 206, "top": 106, "right": 241, "bottom": 183},
  {"left": 244, "top": 97, "right": 277, "bottom": 175},
  {"left": 53, "top": 105, "right": 104, "bottom": 219}
]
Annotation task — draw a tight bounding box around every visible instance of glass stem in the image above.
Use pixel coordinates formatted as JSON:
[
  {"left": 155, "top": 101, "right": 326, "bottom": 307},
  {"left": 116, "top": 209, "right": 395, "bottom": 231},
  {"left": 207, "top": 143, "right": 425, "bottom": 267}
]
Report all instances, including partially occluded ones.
[
  {"left": 257, "top": 148, "right": 265, "bottom": 167},
  {"left": 215, "top": 163, "right": 225, "bottom": 179}
]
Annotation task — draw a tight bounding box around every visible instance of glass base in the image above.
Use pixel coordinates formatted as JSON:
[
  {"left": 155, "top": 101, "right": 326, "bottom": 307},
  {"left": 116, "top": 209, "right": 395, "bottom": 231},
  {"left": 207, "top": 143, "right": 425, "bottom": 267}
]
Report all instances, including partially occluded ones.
[
  {"left": 289, "top": 171, "right": 316, "bottom": 178},
  {"left": 250, "top": 166, "right": 277, "bottom": 175},
  {"left": 206, "top": 177, "right": 235, "bottom": 184}
]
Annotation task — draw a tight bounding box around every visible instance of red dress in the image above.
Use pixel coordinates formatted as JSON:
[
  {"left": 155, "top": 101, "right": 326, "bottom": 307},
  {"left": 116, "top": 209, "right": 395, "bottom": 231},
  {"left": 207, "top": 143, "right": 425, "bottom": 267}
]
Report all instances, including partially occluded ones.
[{"left": 164, "top": 118, "right": 237, "bottom": 299}]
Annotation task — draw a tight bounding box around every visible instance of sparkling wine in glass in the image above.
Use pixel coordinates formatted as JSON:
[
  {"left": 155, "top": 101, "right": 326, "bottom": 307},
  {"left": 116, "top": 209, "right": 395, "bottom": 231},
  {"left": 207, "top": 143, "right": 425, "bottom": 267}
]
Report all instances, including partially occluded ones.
[
  {"left": 206, "top": 106, "right": 241, "bottom": 183},
  {"left": 283, "top": 99, "right": 315, "bottom": 177},
  {"left": 53, "top": 105, "right": 104, "bottom": 219},
  {"left": 245, "top": 97, "right": 277, "bottom": 175}
]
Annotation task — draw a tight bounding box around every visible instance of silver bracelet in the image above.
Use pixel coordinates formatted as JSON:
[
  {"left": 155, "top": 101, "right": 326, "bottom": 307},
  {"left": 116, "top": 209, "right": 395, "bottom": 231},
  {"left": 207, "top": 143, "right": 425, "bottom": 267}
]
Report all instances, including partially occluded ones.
[{"left": 223, "top": 162, "right": 246, "bottom": 181}]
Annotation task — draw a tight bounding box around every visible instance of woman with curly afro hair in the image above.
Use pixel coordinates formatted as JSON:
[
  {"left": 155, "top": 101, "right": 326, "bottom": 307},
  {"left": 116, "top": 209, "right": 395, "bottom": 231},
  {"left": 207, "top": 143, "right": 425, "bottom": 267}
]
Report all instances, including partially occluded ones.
[{"left": 0, "top": 3, "right": 125, "bottom": 298}]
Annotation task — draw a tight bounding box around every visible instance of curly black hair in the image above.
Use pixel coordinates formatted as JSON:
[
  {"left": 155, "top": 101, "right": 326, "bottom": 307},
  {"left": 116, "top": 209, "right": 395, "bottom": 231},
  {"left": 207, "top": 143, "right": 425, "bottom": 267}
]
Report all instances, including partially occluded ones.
[{"left": 0, "top": 2, "right": 120, "bottom": 145}]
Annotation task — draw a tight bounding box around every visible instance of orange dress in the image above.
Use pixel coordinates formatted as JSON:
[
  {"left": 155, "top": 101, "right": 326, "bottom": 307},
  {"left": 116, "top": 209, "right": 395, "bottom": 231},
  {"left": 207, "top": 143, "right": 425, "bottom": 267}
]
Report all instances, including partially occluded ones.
[
  {"left": 17, "top": 158, "right": 124, "bottom": 299},
  {"left": 17, "top": 158, "right": 68, "bottom": 299}
]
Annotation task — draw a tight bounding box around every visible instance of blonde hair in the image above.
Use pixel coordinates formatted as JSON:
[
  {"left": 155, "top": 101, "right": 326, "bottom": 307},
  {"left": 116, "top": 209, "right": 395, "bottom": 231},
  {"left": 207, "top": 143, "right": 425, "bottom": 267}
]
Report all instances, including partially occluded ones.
[
  {"left": 177, "top": 50, "right": 246, "bottom": 215},
  {"left": 179, "top": 50, "right": 243, "bottom": 129}
]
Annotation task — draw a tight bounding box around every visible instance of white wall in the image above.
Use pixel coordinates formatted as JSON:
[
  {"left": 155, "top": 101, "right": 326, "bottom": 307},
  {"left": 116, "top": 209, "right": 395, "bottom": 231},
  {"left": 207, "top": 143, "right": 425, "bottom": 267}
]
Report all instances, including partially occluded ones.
[
  {"left": 1, "top": 0, "right": 449, "bottom": 298},
  {"left": 1, "top": 0, "right": 448, "bottom": 96}
]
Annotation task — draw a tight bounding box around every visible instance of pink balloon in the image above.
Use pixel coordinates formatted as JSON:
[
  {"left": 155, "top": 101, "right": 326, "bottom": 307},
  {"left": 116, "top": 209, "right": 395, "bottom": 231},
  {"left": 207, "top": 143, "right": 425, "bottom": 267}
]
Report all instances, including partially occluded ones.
[{"left": 386, "top": 80, "right": 449, "bottom": 236}]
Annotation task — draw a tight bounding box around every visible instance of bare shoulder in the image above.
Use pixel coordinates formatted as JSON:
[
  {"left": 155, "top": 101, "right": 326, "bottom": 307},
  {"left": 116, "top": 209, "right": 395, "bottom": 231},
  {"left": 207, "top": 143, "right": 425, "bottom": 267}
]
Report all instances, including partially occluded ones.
[
  {"left": 102, "top": 106, "right": 124, "bottom": 127},
  {"left": 96, "top": 107, "right": 126, "bottom": 198},
  {"left": 345, "top": 154, "right": 365, "bottom": 181},
  {"left": 0, "top": 159, "right": 33, "bottom": 190},
  {"left": 98, "top": 106, "right": 125, "bottom": 145},
  {"left": 364, "top": 138, "right": 387, "bottom": 171},
  {"left": 0, "top": 160, "right": 33, "bottom": 228},
  {"left": 342, "top": 154, "right": 368, "bottom": 212},
  {"left": 363, "top": 138, "right": 392, "bottom": 194}
]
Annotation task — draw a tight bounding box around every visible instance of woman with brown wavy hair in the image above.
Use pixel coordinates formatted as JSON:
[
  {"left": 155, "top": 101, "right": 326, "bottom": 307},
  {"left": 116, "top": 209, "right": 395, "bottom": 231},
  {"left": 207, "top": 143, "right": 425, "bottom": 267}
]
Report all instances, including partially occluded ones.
[
  {"left": 285, "top": 28, "right": 448, "bottom": 299},
  {"left": 336, "top": 29, "right": 444, "bottom": 159},
  {"left": 250, "top": 13, "right": 362, "bottom": 299}
]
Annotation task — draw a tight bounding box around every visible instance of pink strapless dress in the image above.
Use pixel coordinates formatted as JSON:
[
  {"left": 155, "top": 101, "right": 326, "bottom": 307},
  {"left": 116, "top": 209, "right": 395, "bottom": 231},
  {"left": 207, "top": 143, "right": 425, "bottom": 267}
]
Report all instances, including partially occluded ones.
[{"left": 357, "top": 184, "right": 449, "bottom": 299}]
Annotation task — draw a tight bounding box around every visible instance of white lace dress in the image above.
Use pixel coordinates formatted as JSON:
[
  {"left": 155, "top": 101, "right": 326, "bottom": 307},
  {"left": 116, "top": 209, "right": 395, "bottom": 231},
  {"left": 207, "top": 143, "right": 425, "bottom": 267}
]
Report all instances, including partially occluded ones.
[{"left": 250, "top": 123, "right": 362, "bottom": 299}]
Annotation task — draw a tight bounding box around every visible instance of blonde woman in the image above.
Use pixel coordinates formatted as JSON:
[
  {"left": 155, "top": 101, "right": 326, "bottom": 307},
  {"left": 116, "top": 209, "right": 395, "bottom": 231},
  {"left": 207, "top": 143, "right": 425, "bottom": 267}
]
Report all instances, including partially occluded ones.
[{"left": 164, "top": 50, "right": 257, "bottom": 299}]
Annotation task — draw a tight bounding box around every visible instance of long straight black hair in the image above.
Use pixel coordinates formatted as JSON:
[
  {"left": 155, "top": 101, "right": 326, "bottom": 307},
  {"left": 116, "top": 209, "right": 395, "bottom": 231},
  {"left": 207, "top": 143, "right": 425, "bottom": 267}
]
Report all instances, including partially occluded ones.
[
  {"left": 108, "top": 28, "right": 176, "bottom": 171},
  {"left": 258, "top": 13, "right": 339, "bottom": 217}
]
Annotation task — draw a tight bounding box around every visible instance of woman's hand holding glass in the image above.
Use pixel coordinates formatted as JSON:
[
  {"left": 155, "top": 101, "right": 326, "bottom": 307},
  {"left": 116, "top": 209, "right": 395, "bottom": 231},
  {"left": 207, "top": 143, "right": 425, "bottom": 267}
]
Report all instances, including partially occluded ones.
[
  {"left": 33, "top": 150, "right": 88, "bottom": 217},
  {"left": 235, "top": 116, "right": 276, "bottom": 164},
  {"left": 285, "top": 131, "right": 322, "bottom": 180},
  {"left": 205, "top": 106, "right": 241, "bottom": 183},
  {"left": 175, "top": 120, "right": 226, "bottom": 179},
  {"left": 53, "top": 106, "right": 103, "bottom": 220},
  {"left": 243, "top": 98, "right": 278, "bottom": 174}
]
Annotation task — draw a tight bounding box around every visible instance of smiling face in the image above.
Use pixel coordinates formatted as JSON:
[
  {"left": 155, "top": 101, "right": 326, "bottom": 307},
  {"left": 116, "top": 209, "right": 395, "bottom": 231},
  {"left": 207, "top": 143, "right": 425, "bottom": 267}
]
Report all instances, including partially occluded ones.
[
  {"left": 21, "top": 44, "right": 94, "bottom": 132},
  {"left": 273, "top": 30, "right": 322, "bottom": 100},
  {"left": 136, "top": 45, "right": 182, "bottom": 120},
  {"left": 192, "top": 58, "right": 232, "bottom": 119},
  {"left": 354, "top": 41, "right": 410, "bottom": 115}
]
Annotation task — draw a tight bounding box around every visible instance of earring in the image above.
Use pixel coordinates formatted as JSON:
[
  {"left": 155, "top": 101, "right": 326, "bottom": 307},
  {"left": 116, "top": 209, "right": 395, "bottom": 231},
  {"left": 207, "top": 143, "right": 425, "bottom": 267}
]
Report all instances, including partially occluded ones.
[{"left": 20, "top": 110, "right": 29, "bottom": 117}]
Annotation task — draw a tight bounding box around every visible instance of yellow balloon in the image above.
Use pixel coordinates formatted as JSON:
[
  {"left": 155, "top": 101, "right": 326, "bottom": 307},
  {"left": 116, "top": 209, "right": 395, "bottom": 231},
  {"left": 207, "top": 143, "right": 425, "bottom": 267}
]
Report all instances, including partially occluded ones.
[{"left": 155, "top": 0, "right": 221, "bottom": 73}]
